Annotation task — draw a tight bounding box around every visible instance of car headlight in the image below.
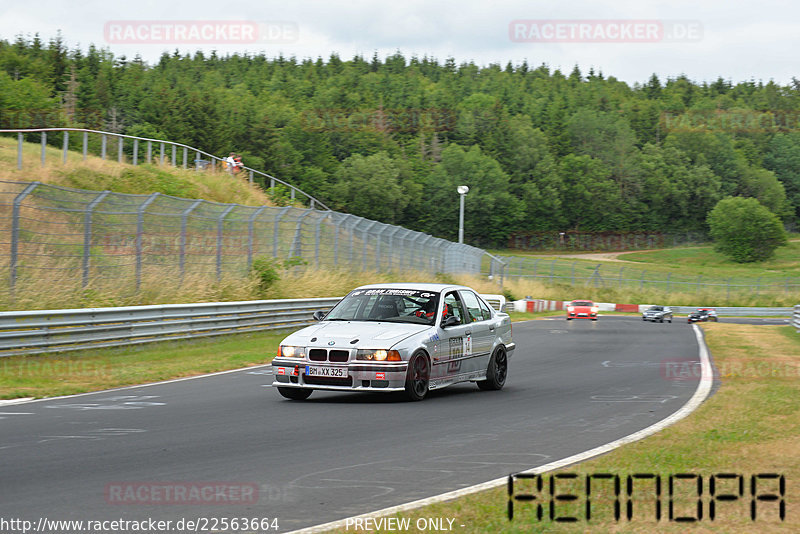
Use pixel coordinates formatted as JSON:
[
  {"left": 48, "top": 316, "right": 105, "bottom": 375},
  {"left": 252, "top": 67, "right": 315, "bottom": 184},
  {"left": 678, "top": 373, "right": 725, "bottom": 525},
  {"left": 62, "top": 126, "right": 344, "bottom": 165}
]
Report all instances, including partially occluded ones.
[
  {"left": 356, "top": 349, "right": 402, "bottom": 361},
  {"left": 277, "top": 345, "right": 305, "bottom": 358},
  {"left": 567, "top": 306, "right": 575, "bottom": 312}
]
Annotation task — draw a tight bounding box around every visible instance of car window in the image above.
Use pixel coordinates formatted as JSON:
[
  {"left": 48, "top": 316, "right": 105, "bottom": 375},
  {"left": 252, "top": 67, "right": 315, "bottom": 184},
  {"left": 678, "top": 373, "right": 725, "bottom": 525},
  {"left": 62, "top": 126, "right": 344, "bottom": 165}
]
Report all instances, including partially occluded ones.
[
  {"left": 325, "top": 288, "right": 440, "bottom": 324},
  {"left": 477, "top": 295, "right": 493, "bottom": 320},
  {"left": 442, "top": 291, "right": 466, "bottom": 325},
  {"left": 459, "top": 290, "right": 488, "bottom": 323}
]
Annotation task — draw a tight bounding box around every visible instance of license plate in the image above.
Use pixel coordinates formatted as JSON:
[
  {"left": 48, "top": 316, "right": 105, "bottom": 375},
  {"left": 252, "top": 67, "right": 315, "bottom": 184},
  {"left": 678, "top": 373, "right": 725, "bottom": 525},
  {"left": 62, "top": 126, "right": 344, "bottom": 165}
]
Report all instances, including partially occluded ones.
[{"left": 305, "top": 366, "right": 347, "bottom": 378}]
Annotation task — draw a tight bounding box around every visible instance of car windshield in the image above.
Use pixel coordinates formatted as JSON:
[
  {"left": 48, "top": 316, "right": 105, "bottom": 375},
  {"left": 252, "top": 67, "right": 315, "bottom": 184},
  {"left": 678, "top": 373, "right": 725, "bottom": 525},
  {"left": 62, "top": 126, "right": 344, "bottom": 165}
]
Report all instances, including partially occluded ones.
[
  {"left": 648, "top": 306, "right": 663, "bottom": 311},
  {"left": 324, "top": 288, "right": 441, "bottom": 325},
  {"left": 571, "top": 301, "right": 593, "bottom": 306}
]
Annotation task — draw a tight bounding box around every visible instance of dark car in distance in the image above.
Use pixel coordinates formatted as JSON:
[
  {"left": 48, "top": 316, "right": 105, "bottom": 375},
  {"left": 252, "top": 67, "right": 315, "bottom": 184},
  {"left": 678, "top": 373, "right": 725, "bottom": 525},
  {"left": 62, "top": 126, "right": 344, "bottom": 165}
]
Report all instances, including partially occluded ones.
[
  {"left": 642, "top": 305, "right": 673, "bottom": 323},
  {"left": 687, "top": 308, "right": 718, "bottom": 323}
]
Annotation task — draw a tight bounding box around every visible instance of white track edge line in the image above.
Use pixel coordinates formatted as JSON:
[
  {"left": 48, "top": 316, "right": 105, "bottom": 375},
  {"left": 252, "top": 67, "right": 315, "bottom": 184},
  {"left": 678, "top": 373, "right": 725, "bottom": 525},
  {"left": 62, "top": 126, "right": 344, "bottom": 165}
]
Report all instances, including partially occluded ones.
[
  {"left": 288, "top": 324, "right": 713, "bottom": 534},
  {"left": 0, "top": 364, "right": 273, "bottom": 406}
]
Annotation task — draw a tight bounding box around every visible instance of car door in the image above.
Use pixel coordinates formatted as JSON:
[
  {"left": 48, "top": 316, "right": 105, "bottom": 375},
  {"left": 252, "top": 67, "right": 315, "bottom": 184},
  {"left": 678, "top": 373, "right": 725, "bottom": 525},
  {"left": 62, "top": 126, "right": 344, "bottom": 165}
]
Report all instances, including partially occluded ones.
[
  {"left": 459, "top": 289, "right": 494, "bottom": 373},
  {"left": 434, "top": 290, "right": 473, "bottom": 381}
]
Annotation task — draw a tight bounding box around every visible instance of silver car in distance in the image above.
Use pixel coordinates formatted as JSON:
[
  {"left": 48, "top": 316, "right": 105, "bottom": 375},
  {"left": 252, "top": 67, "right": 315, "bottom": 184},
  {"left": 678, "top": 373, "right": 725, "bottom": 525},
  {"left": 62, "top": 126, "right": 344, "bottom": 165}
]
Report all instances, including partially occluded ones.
[{"left": 271, "top": 283, "right": 515, "bottom": 401}]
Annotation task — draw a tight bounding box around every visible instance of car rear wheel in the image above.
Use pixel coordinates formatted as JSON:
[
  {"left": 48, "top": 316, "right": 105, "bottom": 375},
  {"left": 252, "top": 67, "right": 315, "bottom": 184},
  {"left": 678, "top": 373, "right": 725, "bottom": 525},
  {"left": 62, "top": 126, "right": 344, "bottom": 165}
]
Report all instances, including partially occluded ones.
[
  {"left": 404, "top": 351, "right": 430, "bottom": 401},
  {"left": 277, "top": 387, "right": 313, "bottom": 400},
  {"left": 478, "top": 347, "right": 507, "bottom": 391}
]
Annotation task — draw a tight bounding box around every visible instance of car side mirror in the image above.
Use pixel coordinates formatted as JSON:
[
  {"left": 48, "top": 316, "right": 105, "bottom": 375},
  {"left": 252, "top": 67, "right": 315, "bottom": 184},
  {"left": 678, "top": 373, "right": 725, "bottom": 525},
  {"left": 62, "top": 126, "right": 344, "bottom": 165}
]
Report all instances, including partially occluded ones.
[
  {"left": 312, "top": 310, "right": 327, "bottom": 321},
  {"left": 442, "top": 315, "right": 459, "bottom": 327}
]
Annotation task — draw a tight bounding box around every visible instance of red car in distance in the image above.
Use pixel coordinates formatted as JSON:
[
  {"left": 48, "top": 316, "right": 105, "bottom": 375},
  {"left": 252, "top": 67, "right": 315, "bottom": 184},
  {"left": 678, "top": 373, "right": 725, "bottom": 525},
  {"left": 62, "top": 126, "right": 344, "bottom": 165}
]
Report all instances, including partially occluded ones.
[{"left": 567, "top": 300, "right": 598, "bottom": 321}]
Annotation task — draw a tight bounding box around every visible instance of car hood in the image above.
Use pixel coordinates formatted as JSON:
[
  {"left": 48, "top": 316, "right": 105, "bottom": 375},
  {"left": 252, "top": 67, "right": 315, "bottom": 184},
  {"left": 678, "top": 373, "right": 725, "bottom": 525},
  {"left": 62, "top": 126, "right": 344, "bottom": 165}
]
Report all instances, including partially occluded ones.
[{"left": 281, "top": 321, "right": 432, "bottom": 349}]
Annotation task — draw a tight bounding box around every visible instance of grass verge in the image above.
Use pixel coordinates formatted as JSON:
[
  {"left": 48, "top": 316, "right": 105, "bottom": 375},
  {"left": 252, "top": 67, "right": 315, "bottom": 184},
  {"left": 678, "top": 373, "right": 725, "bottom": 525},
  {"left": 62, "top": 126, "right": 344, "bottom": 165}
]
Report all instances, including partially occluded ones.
[
  {"left": 331, "top": 323, "right": 800, "bottom": 533},
  {"left": 0, "top": 330, "right": 287, "bottom": 400}
]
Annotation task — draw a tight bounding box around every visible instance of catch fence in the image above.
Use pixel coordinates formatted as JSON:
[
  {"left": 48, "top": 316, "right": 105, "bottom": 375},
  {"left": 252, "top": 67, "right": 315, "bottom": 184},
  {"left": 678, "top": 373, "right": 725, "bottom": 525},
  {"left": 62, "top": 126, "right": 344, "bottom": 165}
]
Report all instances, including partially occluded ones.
[{"left": 0, "top": 180, "right": 502, "bottom": 295}]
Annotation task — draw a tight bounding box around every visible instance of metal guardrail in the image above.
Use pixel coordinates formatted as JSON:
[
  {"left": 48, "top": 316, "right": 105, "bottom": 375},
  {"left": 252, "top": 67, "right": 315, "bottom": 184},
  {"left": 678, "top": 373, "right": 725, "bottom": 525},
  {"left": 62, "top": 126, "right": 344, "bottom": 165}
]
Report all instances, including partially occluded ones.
[
  {"left": 0, "top": 293, "right": 507, "bottom": 357},
  {"left": 668, "top": 306, "right": 795, "bottom": 317},
  {"left": 0, "top": 128, "right": 330, "bottom": 210},
  {"left": 0, "top": 298, "right": 341, "bottom": 357},
  {"left": 793, "top": 305, "right": 800, "bottom": 332}
]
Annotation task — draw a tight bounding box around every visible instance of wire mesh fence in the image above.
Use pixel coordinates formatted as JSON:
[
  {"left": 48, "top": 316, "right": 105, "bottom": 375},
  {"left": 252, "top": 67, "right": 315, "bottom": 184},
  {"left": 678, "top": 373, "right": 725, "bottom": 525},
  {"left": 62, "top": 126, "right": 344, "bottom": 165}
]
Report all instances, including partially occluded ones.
[
  {"left": 501, "top": 256, "right": 800, "bottom": 298},
  {"left": 0, "top": 180, "right": 500, "bottom": 296}
]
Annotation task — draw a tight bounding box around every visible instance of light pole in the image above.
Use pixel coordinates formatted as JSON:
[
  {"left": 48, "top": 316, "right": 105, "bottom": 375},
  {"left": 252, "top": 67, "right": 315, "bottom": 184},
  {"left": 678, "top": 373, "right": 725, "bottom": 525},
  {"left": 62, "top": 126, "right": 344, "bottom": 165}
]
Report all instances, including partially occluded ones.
[{"left": 457, "top": 185, "right": 469, "bottom": 244}]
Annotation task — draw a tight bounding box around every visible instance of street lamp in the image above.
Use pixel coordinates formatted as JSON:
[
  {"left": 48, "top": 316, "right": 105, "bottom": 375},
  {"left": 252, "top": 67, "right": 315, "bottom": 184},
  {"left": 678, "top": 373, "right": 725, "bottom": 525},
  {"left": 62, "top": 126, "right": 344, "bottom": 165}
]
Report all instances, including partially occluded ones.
[{"left": 457, "top": 185, "right": 469, "bottom": 244}]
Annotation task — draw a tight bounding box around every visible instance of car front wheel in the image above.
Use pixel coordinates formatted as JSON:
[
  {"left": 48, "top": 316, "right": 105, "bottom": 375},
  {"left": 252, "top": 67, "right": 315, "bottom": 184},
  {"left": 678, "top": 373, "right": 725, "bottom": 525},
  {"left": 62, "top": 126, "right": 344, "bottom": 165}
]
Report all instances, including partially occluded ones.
[
  {"left": 405, "top": 351, "right": 430, "bottom": 401},
  {"left": 277, "top": 387, "right": 313, "bottom": 400},
  {"left": 478, "top": 347, "right": 507, "bottom": 391}
]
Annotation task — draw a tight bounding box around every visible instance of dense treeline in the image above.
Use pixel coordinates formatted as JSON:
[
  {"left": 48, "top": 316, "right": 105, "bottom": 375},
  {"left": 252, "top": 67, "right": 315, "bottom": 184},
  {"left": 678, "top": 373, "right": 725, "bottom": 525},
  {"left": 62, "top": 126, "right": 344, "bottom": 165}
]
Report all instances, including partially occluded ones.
[{"left": 2, "top": 33, "right": 800, "bottom": 247}]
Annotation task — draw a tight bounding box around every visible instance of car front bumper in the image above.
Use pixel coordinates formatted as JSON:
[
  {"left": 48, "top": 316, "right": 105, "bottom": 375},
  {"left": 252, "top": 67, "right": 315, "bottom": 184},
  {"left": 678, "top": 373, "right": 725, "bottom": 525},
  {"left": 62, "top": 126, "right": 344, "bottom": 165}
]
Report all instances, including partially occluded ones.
[
  {"left": 567, "top": 312, "right": 597, "bottom": 318},
  {"left": 271, "top": 359, "right": 409, "bottom": 392}
]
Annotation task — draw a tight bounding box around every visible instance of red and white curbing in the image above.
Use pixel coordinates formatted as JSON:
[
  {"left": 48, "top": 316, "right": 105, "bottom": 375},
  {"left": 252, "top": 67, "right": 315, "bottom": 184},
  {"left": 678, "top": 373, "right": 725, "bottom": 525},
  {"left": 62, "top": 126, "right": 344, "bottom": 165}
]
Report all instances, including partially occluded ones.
[{"left": 512, "top": 299, "right": 648, "bottom": 313}]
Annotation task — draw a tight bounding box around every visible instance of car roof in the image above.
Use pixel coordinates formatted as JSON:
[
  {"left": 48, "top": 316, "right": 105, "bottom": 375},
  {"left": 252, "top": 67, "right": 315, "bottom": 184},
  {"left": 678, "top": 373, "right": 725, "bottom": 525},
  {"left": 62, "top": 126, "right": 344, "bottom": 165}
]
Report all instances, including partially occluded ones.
[{"left": 352, "top": 282, "right": 473, "bottom": 293}]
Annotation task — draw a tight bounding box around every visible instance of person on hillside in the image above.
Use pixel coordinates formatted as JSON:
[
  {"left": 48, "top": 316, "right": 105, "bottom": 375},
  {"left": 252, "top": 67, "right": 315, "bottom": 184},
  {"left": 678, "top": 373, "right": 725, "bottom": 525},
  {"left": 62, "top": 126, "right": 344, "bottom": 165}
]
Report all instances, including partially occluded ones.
[
  {"left": 224, "top": 152, "right": 236, "bottom": 174},
  {"left": 233, "top": 154, "right": 244, "bottom": 174}
]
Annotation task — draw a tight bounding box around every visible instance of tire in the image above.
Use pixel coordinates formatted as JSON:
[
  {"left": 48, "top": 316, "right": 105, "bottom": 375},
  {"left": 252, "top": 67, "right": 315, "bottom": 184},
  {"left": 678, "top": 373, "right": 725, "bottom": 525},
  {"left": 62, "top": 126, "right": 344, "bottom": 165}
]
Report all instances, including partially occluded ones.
[
  {"left": 277, "top": 387, "right": 312, "bottom": 400},
  {"left": 478, "top": 347, "right": 507, "bottom": 391},
  {"left": 668, "top": 317, "right": 673, "bottom": 323},
  {"left": 659, "top": 317, "right": 664, "bottom": 323},
  {"left": 566, "top": 317, "right": 572, "bottom": 321},
  {"left": 404, "top": 351, "right": 430, "bottom": 401}
]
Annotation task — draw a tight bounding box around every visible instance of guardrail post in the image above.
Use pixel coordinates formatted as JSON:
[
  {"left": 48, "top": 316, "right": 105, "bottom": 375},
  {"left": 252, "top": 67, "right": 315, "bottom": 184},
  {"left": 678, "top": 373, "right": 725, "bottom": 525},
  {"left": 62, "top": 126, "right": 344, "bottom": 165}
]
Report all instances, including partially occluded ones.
[
  {"left": 118, "top": 136, "right": 123, "bottom": 163},
  {"left": 146, "top": 141, "right": 152, "bottom": 164},
  {"left": 10, "top": 182, "right": 40, "bottom": 295},
  {"left": 40, "top": 132, "right": 46, "bottom": 167},
  {"left": 247, "top": 206, "right": 267, "bottom": 271},
  {"left": 62, "top": 131, "right": 69, "bottom": 163},
  {"left": 290, "top": 187, "right": 296, "bottom": 201},
  {"left": 273, "top": 206, "right": 291, "bottom": 259},
  {"left": 160, "top": 142, "right": 165, "bottom": 166},
  {"left": 17, "top": 132, "right": 23, "bottom": 169},
  {"left": 183, "top": 147, "right": 188, "bottom": 169},
  {"left": 171, "top": 144, "right": 177, "bottom": 167},
  {"left": 216, "top": 205, "right": 237, "bottom": 280},
  {"left": 101, "top": 133, "right": 107, "bottom": 160},
  {"left": 136, "top": 193, "right": 160, "bottom": 291},
  {"left": 179, "top": 199, "right": 204, "bottom": 283},
  {"left": 82, "top": 190, "right": 111, "bottom": 287},
  {"left": 194, "top": 151, "right": 200, "bottom": 170},
  {"left": 133, "top": 139, "right": 139, "bottom": 165},
  {"left": 82, "top": 131, "right": 88, "bottom": 160}
]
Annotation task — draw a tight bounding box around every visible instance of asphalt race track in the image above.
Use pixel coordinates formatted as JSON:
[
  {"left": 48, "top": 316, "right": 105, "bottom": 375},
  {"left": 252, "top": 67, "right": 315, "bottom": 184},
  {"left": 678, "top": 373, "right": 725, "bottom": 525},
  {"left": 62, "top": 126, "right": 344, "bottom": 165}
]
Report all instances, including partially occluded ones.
[{"left": 0, "top": 316, "right": 714, "bottom": 531}]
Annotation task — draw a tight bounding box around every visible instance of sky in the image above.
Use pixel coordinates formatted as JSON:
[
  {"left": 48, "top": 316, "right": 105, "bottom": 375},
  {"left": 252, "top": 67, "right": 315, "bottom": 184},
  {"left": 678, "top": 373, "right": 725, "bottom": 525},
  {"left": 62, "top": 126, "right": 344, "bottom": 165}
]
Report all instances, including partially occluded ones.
[{"left": 1, "top": 0, "right": 798, "bottom": 86}]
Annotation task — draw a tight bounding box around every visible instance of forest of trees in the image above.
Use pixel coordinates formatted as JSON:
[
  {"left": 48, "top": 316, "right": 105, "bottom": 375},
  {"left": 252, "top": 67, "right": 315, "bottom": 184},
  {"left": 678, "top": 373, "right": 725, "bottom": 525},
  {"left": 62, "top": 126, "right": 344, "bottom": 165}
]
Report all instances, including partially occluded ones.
[{"left": 2, "top": 33, "right": 800, "bottom": 247}]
